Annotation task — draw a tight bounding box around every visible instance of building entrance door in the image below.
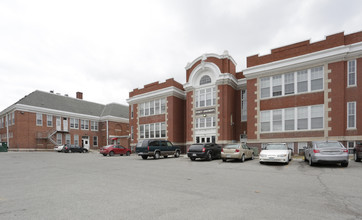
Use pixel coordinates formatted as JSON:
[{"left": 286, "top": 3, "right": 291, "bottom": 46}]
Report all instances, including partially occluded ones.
[
  {"left": 82, "top": 136, "right": 90, "bottom": 150},
  {"left": 196, "top": 135, "right": 216, "bottom": 143}
]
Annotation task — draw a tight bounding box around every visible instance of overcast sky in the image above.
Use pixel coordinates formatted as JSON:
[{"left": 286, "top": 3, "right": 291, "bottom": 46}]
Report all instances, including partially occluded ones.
[{"left": 0, "top": 0, "right": 361, "bottom": 111}]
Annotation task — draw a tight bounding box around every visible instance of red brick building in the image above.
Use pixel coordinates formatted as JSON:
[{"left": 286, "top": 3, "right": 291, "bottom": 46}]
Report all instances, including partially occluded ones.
[
  {"left": 128, "top": 51, "right": 248, "bottom": 151},
  {"left": 129, "top": 31, "right": 362, "bottom": 155},
  {"left": 0, "top": 90, "right": 130, "bottom": 151},
  {"left": 244, "top": 31, "right": 362, "bottom": 154}
]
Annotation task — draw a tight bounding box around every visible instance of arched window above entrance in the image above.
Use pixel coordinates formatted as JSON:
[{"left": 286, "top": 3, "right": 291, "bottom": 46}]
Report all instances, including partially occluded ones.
[{"left": 200, "top": 75, "right": 211, "bottom": 85}]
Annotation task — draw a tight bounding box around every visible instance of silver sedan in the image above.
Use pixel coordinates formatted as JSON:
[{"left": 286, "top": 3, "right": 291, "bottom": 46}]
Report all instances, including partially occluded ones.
[{"left": 304, "top": 141, "right": 349, "bottom": 167}]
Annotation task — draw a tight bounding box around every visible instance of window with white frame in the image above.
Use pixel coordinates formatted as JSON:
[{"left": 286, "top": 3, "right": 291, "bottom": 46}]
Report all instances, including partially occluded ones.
[
  {"left": 297, "top": 107, "right": 308, "bottom": 130},
  {"left": 139, "top": 122, "right": 166, "bottom": 139},
  {"left": 70, "top": 118, "right": 78, "bottom": 129},
  {"left": 65, "top": 134, "right": 71, "bottom": 145},
  {"left": 241, "top": 90, "right": 247, "bottom": 121},
  {"left": 195, "top": 87, "right": 216, "bottom": 108},
  {"left": 131, "top": 105, "right": 133, "bottom": 119},
  {"left": 311, "top": 66, "right": 323, "bottom": 91},
  {"left": 348, "top": 60, "right": 356, "bottom": 87},
  {"left": 260, "top": 77, "right": 270, "bottom": 98},
  {"left": 150, "top": 101, "right": 154, "bottom": 115},
  {"left": 297, "top": 70, "right": 308, "bottom": 93},
  {"left": 272, "top": 75, "right": 282, "bottom": 97},
  {"left": 284, "top": 108, "right": 295, "bottom": 131},
  {"left": 347, "top": 102, "right": 356, "bottom": 129},
  {"left": 200, "top": 75, "right": 212, "bottom": 85},
  {"left": 56, "top": 133, "right": 62, "bottom": 145},
  {"left": 284, "top": 72, "right": 295, "bottom": 95},
  {"left": 139, "top": 103, "right": 144, "bottom": 116},
  {"left": 260, "top": 111, "right": 271, "bottom": 132},
  {"left": 139, "top": 98, "right": 166, "bottom": 117},
  {"left": 36, "top": 113, "right": 43, "bottom": 126},
  {"left": 298, "top": 142, "right": 308, "bottom": 154},
  {"left": 155, "top": 100, "right": 160, "bottom": 114},
  {"left": 93, "top": 136, "right": 98, "bottom": 146},
  {"left": 131, "top": 126, "right": 134, "bottom": 140},
  {"left": 47, "top": 115, "right": 53, "bottom": 127},
  {"left": 260, "top": 105, "right": 324, "bottom": 133},
  {"left": 145, "top": 102, "right": 150, "bottom": 116},
  {"left": 91, "top": 121, "right": 98, "bottom": 131},
  {"left": 81, "top": 120, "right": 89, "bottom": 130},
  {"left": 347, "top": 141, "right": 355, "bottom": 154},
  {"left": 261, "top": 66, "right": 324, "bottom": 99},
  {"left": 12, "top": 112, "right": 15, "bottom": 125},
  {"left": 195, "top": 116, "right": 216, "bottom": 129},
  {"left": 74, "top": 135, "right": 79, "bottom": 146}
]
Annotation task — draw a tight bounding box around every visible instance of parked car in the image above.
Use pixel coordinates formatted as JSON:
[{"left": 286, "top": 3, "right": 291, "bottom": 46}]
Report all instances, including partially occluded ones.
[
  {"left": 100, "top": 145, "right": 131, "bottom": 156},
  {"left": 354, "top": 141, "right": 362, "bottom": 162},
  {"left": 64, "top": 145, "right": 88, "bottom": 153},
  {"left": 221, "top": 143, "right": 254, "bottom": 162},
  {"left": 136, "top": 139, "right": 181, "bottom": 160},
  {"left": 187, "top": 143, "right": 221, "bottom": 161},
  {"left": 54, "top": 145, "right": 66, "bottom": 152},
  {"left": 259, "top": 143, "right": 292, "bottom": 164},
  {"left": 304, "top": 141, "right": 349, "bottom": 167}
]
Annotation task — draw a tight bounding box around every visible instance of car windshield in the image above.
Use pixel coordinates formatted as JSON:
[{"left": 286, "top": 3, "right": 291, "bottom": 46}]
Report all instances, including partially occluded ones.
[
  {"left": 225, "top": 144, "right": 239, "bottom": 149},
  {"left": 316, "top": 142, "right": 342, "bottom": 148},
  {"left": 103, "top": 145, "right": 113, "bottom": 149},
  {"left": 265, "top": 144, "right": 287, "bottom": 150}
]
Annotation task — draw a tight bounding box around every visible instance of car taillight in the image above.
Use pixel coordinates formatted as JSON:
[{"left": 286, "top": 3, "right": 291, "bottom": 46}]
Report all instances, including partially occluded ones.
[
  {"left": 343, "top": 149, "right": 348, "bottom": 153},
  {"left": 235, "top": 149, "right": 240, "bottom": 152},
  {"left": 202, "top": 147, "right": 205, "bottom": 152},
  {"left": 147, "top": 146, "right": 149, "bottom": 151},
  {"left": 221, "top": 148, "right": 223, "bottom": 152},
  {"left": 313, "top": 149, "right": 320, "bottom": 153}
]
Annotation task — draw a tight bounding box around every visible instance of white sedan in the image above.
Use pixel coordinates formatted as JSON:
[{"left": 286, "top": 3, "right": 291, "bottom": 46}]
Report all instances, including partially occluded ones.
[
  {"left": 54, "top": 145, "right": 66, "bottom": 152},
  {"left": 259, "top": 143, "right": 292, "bottom": 164}
]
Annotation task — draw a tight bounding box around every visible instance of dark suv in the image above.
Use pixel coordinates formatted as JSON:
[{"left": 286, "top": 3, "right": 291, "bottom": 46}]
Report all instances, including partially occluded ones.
[
  {"left": 354, "top": 141, "right": 362, "bottom": 162},
  {"left": 135, "top": 139, "right": 181, "bottom": 160}
]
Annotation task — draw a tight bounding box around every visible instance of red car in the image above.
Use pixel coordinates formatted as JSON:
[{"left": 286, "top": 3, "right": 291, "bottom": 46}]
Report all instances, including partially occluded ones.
[{"left": 100, "top": 145, "right": 131, "bottom": 157}]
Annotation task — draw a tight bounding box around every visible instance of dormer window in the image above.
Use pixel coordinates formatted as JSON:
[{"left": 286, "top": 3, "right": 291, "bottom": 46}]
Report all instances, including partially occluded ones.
[{"left": 200, "top": 75, "right": 211, "bottom": 85}]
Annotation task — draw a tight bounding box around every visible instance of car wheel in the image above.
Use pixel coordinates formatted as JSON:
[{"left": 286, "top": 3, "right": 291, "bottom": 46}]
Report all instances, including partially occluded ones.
[
  {"left": 109, "top": 151, "right": 115, "bottom": 157},
  {"left": 354, "top": 152, "right": 361, "bottom": 162},
  {"left": 68, "top": 149, "right": 72, "bottom": 153},
  {"left": 240, "top": 154, "right": 245, "bottom": 163},
  {"left": 304, "top": 155, "right": 308, "bottom": 162},
  {"left": 142, "top": 155, "right": 148, "bottom": 160},
  {"left": 309, "top": 156, "right": 314, "bottom": 166},
  {"left": 190, "top": 157, "right": 196, "bottom": 161},
  {"left": 206, "top": 152, "right": 212, "bottom": 161},
  {"left": 285, "top": 156, "right": 289, "bottom": 165},
  {"left": 102, "top": 154, "right": 107, "bottom": 156},
  {"left": 164, "top": 155, "right": 168, "bottom": 158},
  {"left": 251, "top": 153, "right": 254, "bottom": 160},
  {"left": 82, "top": 149, "right": 87, "bottom": 153},
  {"left": 222, "top": 159, "right": 227, "bottom": 162},
  {"left": 126, "top": 151, "right": 130, "bottom": 156},
  {"left": 341, "top": 162, "right": 349, "bottom": 167},
  {"left": 175, "top": 151, "right": 180, "bottom": 158},
  {"left": 259, "top": 161, "right": 264, "bottom": 164},
  {"left": 154, "top": 152, "right": 160, "bottom": 159}
]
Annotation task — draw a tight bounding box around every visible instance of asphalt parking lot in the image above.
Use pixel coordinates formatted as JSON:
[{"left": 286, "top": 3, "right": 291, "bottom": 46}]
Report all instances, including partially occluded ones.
[{"left": 1, "top": 152, "right": 362, "bottom": 220}]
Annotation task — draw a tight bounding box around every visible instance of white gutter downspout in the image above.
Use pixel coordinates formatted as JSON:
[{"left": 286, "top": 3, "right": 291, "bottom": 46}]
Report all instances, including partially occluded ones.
[
  {"left": 106, "top": 120, "right": 109, "bottom": 145},
  {"left": 6, "top": 114, "right": 9, "bottom": 148}
]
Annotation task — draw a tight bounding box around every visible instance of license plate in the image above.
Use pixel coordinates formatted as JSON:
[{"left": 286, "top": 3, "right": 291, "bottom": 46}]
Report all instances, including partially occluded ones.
[
  {"left": 226, "top": 155, "right": 231, "bottom": 158},
  {"left": 269, "top": 157, "right": 274, "bottom": 160},
  {"left": 192, "top": 154, "right": 196, "bottom": 156}
]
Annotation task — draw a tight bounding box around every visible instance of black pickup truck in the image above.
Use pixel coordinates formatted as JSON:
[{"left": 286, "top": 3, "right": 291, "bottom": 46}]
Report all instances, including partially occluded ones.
[
  {"left": 136, "top": 139, "right": 181, "bottom": 160},
  {"left": 187, "top": 143, "right": 222, "bottom": 161}
]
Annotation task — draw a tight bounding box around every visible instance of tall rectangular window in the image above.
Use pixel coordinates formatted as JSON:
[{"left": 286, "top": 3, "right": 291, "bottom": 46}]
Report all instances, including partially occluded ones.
[
  {"left": 241, "top": 90, "right": 247, "bottom": 121},
  {"left": 81, "top": 120, "right": 89, "bottom": 130},
  {"left": 297, "top": 70, "right": 308, "bottom": 93},
  {"left": 161, "top": 122, "right": 166, "bottom": 137},
  {"left": 91, "top": 121, "right": 98, "bottom": 131},
  {"left": 347, "top": 102, "right": 356, "bottom": 129},
  {"left": 272, "top": 75, "right": 282, "bottom": 97},
  {"left": 297, "top": 107, "right": 308, "bottom": 130},
  {"left": 12, "top": 113, "right": 15, "bottom": 125},
  {"left": 150, "top": 124, "right": 154, "bottom": 138},
  {"left": 206, "top": 88, "right": 212, "bottom": 106},
  {"left": 150, "top": 101, "right": 154, "bottom": 115},
  {"left": 311, "top": 105, "right": 323, "bottom": 129},
  {"left": 348, "top": 60, "right": 356, "bottom": 87},
  {"left": 131, "top": 126, "right": 134, "bottom": 140},
  {"left": 195, "top": 90, "right": 199, "bottom": 108},
  {"left": 47, "top": 115, "right": 53, "bottom": 127},
  {"left": 155, "top": 123, "right": 160, "bottom": 138},
  {"left": 272, "top": 110, "right": 282, "bottom": 131},
  {"left": 284, "top": 108, "right": 295, "bottom": 131},
  {"left": 260, "top": 77, "right": 270, "bottom": 98},
  {"left": 284, "top": 72, "right": 294, "bottom": 95},
  {"left": 145, "top": 124, "right": 149, "bottom": 138},
  {"left": 199, "top": 90, "right": 205, "bottom": 107},
  {"left": 56, "top": 133, "right": 62, "bottom": 145},
  {"left": 155, "top": 100, "right": 160, "bottom": 114},
  {"left": 36, "top": 113, "right": 43, "bottom": 126},
  {"left": 311, "top": 66, "right": 323, "bottom": 91},
  {"left": 65, "top": 134, "right": 71, "bottom": 145},
  {"left": 261, "top": 111, "right": 271, "bottom": 132},
  {"left": 93, "top": 136, "right": 98, "bottom": 146},
  {"left": 161, "top": 99, "right": 166, "bottom": 114},
  {"left": 131, "top": 105, "right": 133, "bottom": 119},
  {"left": 74, "top": 119, "right": 79, "bottom": 129},
  {"left": 213, "top": 87, "right": 216, "bottom": 105},
  {"left": 74, "top": 135, "right": 79, "bottom": 146},
  {"left": 140, "top": 125, "right": 144, "bottom": 139},
  {"left": 145, "top": 102, "right": 150, "bottom": 116},
  {"left": 139, "top": 103, "right": 144, "bottom": 116}
]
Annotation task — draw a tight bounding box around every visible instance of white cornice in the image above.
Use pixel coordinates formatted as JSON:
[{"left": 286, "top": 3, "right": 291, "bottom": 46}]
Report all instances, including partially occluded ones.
[
  {"left": 243, "top": 42, "right": 362, "bottom": 78},
  {"left": 100, "top": 115, "right": 129, "bottom": 123},
  {"left": 127, "top": 86, "right": 186, "bottom": 104},
  {"left": 185, "top": 51, "right": 237, "bottom": 71}
]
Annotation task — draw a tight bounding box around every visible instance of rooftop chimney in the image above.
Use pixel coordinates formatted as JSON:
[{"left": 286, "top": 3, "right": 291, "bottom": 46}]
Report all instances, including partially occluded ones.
[{"left": 76, "top": 92, "right": 83, "bottom": 100}]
